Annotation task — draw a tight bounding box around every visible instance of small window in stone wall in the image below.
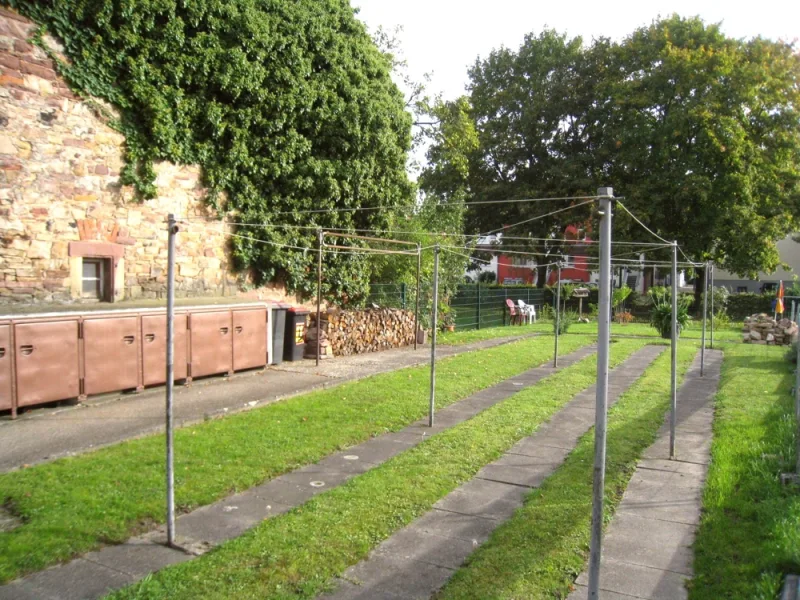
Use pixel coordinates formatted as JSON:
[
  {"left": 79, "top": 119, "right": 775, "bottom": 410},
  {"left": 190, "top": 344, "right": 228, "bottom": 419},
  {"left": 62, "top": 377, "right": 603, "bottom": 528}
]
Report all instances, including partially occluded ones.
[{"left": 82, "top": 258, "right": 110, "bottom": 300}]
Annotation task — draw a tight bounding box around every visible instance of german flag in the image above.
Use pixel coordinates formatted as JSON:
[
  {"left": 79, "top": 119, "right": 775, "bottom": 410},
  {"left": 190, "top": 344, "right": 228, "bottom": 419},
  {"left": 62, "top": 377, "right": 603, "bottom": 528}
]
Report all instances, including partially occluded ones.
[{"left": 776, "top": 280, "right": 785, "bottom": 314}]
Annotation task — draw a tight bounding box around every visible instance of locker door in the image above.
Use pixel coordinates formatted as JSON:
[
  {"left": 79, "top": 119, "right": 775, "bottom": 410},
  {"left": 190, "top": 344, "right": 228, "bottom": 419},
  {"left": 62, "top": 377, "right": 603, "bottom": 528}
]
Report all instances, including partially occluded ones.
[
  {"left": 190, "top": 311, "right": 233, "bottom": 378},
  {"left": 233, "top": 309, "right": 267, "bottom": 371},
  {"left": 15, "top": 320, "right": 80, "bottom": 406},
  {"left": 141, "top": 313, "right": 188, "bottom": 386},
  {"left": 83, "top": 317, "right": 140, "bottom": 395}
]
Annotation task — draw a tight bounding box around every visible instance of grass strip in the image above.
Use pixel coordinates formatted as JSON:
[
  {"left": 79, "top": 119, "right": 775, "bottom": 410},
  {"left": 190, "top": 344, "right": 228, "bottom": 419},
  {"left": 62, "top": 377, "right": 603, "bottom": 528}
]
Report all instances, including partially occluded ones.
[
  {"left": 441, "top": 322, "right": 741, "bottom": 346},
  {"left": 106, "top": 338, "right": 653, "bottom": 599},
  {"left": 690, "top": 344, "right": 800, "bottom": 599},
  {"left": 0, "top": 334, "right": 591, "bottom": 583},
  {"left": 435, "top": 342, "right": 698, "bottom": 599}
]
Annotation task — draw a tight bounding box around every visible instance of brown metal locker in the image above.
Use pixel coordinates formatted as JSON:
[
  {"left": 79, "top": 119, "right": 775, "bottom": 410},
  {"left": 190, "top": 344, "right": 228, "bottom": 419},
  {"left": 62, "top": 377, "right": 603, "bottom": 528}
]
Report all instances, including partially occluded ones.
[
  {"left": 189, "top": 310, "right": 233, "bottom": 378},
  {"left": 0, "top": 325, "right": 11, "bottom": 411},
  {"left": 82, "top": 316, "right": 141, "bottom": 395},
  {"left": 14, "top": 319, "right": 80, "bottom": 406},
  {"left": 141, "top": 313, "right": 188, "bottom": 386},
  {"left": 233, "top": 308, "right": 267, "bottom": 371}
]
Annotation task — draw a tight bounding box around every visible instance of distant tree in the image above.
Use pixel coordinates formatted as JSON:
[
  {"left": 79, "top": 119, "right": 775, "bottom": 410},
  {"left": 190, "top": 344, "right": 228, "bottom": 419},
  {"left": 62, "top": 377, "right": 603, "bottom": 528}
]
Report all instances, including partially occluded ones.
[{"left": 421, "top": 16, "right": 800, "bottom": 284}]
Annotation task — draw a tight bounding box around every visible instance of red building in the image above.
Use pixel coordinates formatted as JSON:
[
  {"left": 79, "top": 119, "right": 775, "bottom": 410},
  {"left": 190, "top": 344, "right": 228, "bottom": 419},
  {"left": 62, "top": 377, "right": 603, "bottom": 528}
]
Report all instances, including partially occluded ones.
[{"left": 546, "top": 224, "right": 593, "bottom": 285}]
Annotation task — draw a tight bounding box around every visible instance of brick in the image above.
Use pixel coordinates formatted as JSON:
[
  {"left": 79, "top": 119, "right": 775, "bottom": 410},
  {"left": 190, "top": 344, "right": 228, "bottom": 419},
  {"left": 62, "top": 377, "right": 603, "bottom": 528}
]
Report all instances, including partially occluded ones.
[
  {"left": 94, "top": 164, "right": 109, "bottom": 175},
  {"left": 0, "top": 53, "right": 20, "bottom": 70}
]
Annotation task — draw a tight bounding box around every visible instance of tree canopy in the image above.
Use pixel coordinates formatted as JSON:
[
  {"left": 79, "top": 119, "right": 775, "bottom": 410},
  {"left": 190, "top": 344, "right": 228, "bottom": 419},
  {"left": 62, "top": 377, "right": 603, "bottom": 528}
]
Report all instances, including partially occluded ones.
[
  {"left": 12, "top": 0, "right": 416, "bottom": 301},
  {"left": 421, "top": 16, "right": 800, "bottom": 278}
]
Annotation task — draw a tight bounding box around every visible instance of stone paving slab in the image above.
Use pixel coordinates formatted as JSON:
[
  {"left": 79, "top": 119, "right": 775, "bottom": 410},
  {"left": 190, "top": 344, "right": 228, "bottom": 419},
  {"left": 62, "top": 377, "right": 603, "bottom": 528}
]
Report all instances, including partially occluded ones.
[
  {"left": 0, "top": 343, "right": 598, "bottom": 600},
  {"left": 567, "top": 349, "right": 722, "bottom": 600},
  {"left": 321, "top": 345, "right": 665, "bottom": 600}
]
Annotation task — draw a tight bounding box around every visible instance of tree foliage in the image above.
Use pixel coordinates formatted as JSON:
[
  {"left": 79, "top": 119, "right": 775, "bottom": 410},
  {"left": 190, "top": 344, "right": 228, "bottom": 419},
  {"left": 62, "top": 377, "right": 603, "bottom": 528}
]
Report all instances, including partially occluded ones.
[
  {"left": 421, "top": 16, "right": 800, "bottom": 278},
  {"left": 11, "top": 0, "right": 415, "bottom": 301}
]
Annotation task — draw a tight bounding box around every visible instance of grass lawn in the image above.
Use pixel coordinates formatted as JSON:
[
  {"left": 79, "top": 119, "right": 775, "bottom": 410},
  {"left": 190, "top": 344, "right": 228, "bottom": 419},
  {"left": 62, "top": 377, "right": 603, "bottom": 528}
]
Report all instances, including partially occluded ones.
[
  {"left": 690, "top": 343, "right": 800, "bottom": 598},
  {"left": 0, "top": 334, "right": 592, "bottom": 584},
  {"left": 441, "top": 320, "right": 741, "bottom": 345},
  {"left": 436, "top": 342, "right": 698, "bottom": 599},
  {"left": 107, "top": 338, "right": 654, "bottom": 600}
]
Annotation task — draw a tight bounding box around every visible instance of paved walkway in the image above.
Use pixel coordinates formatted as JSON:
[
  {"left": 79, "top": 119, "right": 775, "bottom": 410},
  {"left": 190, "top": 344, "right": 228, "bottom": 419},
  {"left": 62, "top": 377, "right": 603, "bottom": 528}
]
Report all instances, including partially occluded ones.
[
  {"left": 0, "top": 334, "right": 533, "bottom": 472},
  {"left": 0, "top": 344, "right": 597, "bottom": 600},
  {"left": 567, "top": 349, "right": 723, "bottom": 600},
  {"left": 319, "top": 345, "right": 665, "bottom": 600}
]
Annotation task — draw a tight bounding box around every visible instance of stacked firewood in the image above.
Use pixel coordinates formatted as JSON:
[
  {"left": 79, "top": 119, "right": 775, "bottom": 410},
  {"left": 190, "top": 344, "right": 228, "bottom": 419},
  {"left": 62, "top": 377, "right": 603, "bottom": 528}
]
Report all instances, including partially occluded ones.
[{"left": 311, "top": 308, "right": 416, "bottom": 356}]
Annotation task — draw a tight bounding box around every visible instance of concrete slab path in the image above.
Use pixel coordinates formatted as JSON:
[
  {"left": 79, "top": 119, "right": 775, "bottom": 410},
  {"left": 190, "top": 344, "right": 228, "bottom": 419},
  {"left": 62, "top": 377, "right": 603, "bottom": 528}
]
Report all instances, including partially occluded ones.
[
  {"left": 0, "top": 342, "right": 597, "bottom": 600},
  {"left": 567, "top": 349, "right": 723, "bottom": 600},
  {"left": 319, "top": 345, "right": 665, "bottom": 600},
  {"left": 0, "top": 334, "right": 535, "bottom": 472}
]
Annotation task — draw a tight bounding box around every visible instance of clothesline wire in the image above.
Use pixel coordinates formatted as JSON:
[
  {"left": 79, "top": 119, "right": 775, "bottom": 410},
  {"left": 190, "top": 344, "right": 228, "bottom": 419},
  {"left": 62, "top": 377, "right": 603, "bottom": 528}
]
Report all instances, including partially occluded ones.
[
  {"left": 481, "top": 199, "right": 596, "bottom": 237},
  {"left": 615, "top": 200, "right": 672, "bottom": 245}
]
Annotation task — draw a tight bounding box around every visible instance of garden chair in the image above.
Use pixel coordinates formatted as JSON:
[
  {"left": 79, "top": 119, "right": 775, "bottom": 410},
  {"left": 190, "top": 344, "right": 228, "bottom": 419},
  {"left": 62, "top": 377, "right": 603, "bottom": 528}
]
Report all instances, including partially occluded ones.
[
  {"left": 505, "top": 298, "right": 522, "bottom": 325},
  {"left": 518, "top": 299, "right": 536, "bottom": 324}
]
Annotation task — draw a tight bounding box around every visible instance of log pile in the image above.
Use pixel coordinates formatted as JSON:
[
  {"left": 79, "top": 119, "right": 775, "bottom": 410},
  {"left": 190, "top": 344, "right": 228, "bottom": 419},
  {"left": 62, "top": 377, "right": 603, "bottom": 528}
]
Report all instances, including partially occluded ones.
[
  {"left": 742, "top": 313, "right": 798, "bottom": 345},
  {"left": 312, "top": 308, "right": 416, "bottom": 356}
]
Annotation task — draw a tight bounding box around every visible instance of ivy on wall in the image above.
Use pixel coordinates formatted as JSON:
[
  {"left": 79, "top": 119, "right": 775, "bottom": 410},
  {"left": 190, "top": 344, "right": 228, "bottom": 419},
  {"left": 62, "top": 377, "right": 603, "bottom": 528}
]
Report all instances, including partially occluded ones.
[{"left": 9, "top": 0, "right": 415, "bottom": 301}]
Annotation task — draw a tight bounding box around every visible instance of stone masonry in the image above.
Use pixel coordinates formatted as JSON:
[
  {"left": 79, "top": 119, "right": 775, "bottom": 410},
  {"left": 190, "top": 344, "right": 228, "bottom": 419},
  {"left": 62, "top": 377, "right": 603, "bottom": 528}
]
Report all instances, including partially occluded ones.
[{"left": 0, "top": 8, "right": 252, "bottom": 305}]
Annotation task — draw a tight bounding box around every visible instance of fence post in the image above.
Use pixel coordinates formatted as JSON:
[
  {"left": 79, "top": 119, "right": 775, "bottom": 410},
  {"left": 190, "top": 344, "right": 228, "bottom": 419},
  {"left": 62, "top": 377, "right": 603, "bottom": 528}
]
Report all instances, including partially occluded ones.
[
  {"left": 554, "top": 264, "right": 561, "bottom": 368},
  {"left": 710, "top": 264, "right": 715, "bottom": 349},
  {"left": 316, "top": 230, "right": 323, "bottom": 367},
  {"left": 477, "top": 283, "right": 481, "bottom": 330},
  {"left": 588, "top": 187, "right": 614, "bottom": 599},
  {"left": 701, "top": 261, "right": 709, "bottom": 377}
]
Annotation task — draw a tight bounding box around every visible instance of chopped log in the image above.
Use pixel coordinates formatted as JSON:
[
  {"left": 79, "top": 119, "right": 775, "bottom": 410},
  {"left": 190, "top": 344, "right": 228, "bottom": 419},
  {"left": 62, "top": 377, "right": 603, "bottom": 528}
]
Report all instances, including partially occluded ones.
[{"left": 311, "top": 308, "right": 416, "bottom": 356}]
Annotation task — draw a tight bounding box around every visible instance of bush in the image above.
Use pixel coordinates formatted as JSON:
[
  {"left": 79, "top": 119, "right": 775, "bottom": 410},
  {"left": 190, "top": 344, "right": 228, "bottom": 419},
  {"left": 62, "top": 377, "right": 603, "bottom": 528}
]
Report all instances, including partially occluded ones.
[
  {"left": 700, "top": 286, "right": 731, "bottom": 315},
  {"left": 554, "top": 310, "right": 579, "bottom": 334},
  {"left": 726, "top": 293, "right": 773, "bottom": 320},
  {"left": 615, "top": 311, "right": 634, "bottom": 324},
  {"left": 712, "top": 308, "right": 731, "bottom": 329},
  {"left": 539, "top": 304, "right": 554, "bottom": 321}
]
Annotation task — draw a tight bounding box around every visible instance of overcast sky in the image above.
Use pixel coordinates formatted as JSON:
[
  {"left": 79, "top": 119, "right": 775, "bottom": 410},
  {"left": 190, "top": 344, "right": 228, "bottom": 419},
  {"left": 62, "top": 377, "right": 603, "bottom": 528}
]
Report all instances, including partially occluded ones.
[{"left": 354, "top": 0, "right": 800, "bottom": 103}]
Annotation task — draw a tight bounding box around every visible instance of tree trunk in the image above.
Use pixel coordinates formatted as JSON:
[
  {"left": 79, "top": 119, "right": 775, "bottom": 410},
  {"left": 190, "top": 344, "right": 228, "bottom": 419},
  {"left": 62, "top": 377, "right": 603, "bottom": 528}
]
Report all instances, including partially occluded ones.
[
  {"left": 536, "top": 264, "right": 548, "bottom": 288},
  {"left": 693, "top": 266, "right": 706, "bottom": 312}
]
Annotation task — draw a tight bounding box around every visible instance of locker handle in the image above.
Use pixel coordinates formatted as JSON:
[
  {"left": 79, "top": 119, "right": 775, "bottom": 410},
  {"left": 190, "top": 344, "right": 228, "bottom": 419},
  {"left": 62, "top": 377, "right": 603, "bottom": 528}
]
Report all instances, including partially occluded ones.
[
  {"left": 219, "top": 327, "right": 229, "bottom": 335},
  {"left": 145, "top": 334, "right": 156, "bottom": 343},
  {"left": 123, "top": 336, "right": 135, "bottom": 345},
  {"left": 0, "top": 347, "right": 4, "bottom": 358},
  {"left": 235, "top": 326, "right": 243, "bottom": 334},
  {"left": 20, "top": 345, "right": 33, "bottom": 356}
]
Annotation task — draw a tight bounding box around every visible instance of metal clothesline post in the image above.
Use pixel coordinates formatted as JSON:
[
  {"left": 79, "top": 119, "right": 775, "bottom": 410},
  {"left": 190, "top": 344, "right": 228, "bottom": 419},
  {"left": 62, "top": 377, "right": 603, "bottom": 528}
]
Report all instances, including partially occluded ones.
[
  {"left": 316, "top": 230, "right": 323, "bottom": 367},
  {"left": 710, "top": 264, "right": 715, "bottom": 349},
  {"left": 414, "top": 243, "right": 421, "bottom": 351},
  {"left": 165, "top": 213, "right": 178, "bottom": 548},
  {"left": 701, "top": 261, "right": 709, "bottom": 377},
  {"left": 554, "top": 263, "right": 561, "bottom": 368},
  {"left": 669, "top": 241, "right": 678, "bottom": 460},
  {"left": 588, "top": 187, "right": 614, "bottom": 599},
  {"left": 429, "top": 245, "right": 440, "bottom": 427}
]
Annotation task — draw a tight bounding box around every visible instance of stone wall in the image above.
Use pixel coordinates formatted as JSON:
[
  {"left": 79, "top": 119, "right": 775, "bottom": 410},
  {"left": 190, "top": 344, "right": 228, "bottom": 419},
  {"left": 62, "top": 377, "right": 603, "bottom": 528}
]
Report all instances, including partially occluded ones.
[
  {"left": 742, "top": 313, "right": 798, "bottom": 345},
  {"left": 0, "top": 8, "right": 282, "bottom": 307}
]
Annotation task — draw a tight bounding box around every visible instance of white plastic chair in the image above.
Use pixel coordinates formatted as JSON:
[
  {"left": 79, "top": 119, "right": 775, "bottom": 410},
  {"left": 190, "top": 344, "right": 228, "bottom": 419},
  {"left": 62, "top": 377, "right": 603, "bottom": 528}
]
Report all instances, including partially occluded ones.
[{"left": 517, "top": 300, "right": 536, "bottom": 324}]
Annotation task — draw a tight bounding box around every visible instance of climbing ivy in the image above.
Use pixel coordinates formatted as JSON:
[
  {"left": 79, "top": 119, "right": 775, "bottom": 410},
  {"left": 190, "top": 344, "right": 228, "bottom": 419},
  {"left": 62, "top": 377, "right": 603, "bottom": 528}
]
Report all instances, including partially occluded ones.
[{"left": 9, "top": 0, "right": 415, "bottom": 301}]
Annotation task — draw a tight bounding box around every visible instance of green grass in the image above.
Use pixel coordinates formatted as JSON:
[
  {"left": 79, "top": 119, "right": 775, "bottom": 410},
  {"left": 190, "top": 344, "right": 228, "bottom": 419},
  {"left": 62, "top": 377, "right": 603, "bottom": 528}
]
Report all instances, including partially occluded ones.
[
  {"left": 441, "top": 320, "right": 741, "bottom": 345},
  {"left": 106, "top": 338, "right": 653, "bottom": 600},
  {"left": 435, "top": 342, "right": 698, "bottom": 599},
  {"left": 690, "top": 344, "right": 800, "bottom": 599},
  {"left": 0, "top": 334, "right": 592, "bottom": 584}
]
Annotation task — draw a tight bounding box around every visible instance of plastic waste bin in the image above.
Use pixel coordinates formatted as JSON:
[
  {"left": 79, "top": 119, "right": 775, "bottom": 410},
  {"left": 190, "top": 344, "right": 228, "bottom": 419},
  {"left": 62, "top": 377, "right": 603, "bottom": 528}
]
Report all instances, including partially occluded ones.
[
  {"left": 270, "top": 304, "right": 289, "bottom": 365},
  {"left": 284, "top": 307, "right": 310, "bottom": 361}
]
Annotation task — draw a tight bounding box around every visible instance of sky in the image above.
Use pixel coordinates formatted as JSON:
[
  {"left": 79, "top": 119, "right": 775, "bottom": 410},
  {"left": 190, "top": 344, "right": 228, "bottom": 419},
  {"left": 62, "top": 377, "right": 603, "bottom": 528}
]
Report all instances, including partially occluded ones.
[{"left": 354, "top": 0, "right": 800, "bottom": 103}]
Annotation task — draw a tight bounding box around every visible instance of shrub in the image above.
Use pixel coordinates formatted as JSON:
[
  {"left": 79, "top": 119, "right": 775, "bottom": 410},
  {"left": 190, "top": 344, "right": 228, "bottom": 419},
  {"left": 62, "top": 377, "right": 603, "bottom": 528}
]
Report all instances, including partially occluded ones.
[
  {"left": 612, "top": 285, "right": 632, "bottom": 310},
  {"left": 554, "top": 310, "right": 579, "bottom": 334},
  {"left": 615, "top": 311, "right": 634, "bottom": 324},
  {"left": 726, "top": 292, "right": 773, "bottom": 320},
  {"left": 712, "top": 308, "right": 731, "bottom": 329},
  {"left": 539, "top": 303, "right": 554, "bottom": 321}
]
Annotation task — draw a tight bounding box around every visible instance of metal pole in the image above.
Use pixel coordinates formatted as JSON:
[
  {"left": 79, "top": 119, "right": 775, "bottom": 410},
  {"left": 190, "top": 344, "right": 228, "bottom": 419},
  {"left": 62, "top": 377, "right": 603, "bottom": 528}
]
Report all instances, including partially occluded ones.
[
  {"left": 316, "top": 230, "right": 323, "bottom": 367},
  {"left": 669, "top": 242, "right": 678, "bottom": 460},
  {"left": 414, "top": 244, "right": 421, "bottom": 351},
  {"left": 588, "top": 188, "right": 613, "bottom": 599},
  {"left": 429, "top": 245, "right": 440, "bottom": 427},
  {"left": 554, "top": 264, "right": 561, "bottom": 368},
  {"left": 710, "top": 264, "right": 715, "bottom": 349},
  {"left": 165, "top": 213, "right": 177, "bottom": 547},
  {"left": 701, "top": 261, "right": 709, "bottom": 377}
]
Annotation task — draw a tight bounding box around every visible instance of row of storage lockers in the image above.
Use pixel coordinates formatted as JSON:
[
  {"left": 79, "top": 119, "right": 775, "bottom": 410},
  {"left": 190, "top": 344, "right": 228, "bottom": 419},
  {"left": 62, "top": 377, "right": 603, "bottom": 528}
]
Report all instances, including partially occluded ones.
[{"left": 0, "top": 304, "right": 270, "bottom": 414}]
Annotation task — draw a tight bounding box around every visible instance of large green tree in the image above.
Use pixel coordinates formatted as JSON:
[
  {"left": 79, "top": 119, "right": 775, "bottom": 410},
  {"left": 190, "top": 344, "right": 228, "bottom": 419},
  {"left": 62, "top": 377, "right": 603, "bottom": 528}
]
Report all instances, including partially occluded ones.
[
  {"left": 12, "top": 0, "right": 415, "bottom": 301},
  {"left": 422, "top": 16, "right": 800, "bottom": 280}
]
